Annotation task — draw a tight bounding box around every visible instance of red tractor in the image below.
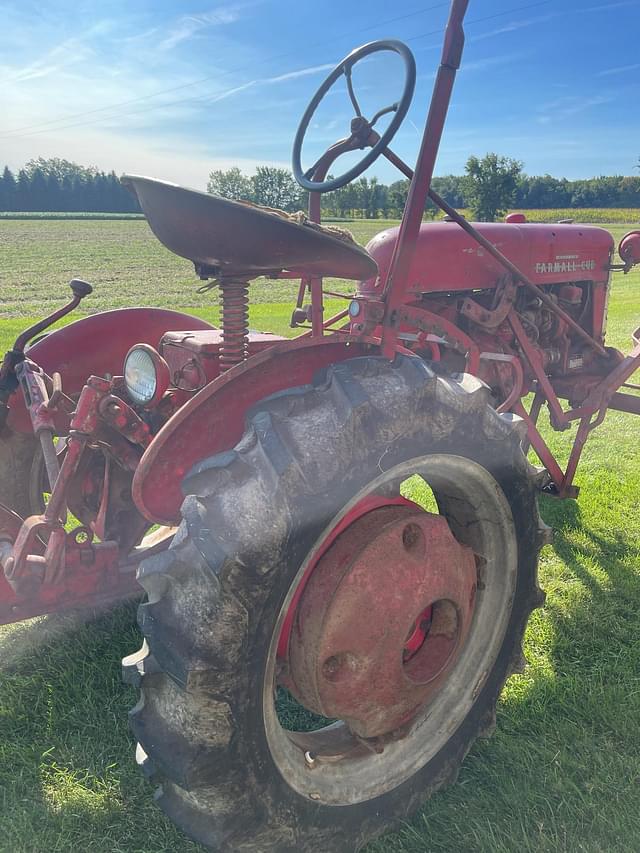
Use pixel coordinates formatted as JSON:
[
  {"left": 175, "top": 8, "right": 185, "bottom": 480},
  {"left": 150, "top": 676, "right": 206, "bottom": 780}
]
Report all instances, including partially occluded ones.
[{"left": 1, "top": 1, "right": 639, "bottom": 849}]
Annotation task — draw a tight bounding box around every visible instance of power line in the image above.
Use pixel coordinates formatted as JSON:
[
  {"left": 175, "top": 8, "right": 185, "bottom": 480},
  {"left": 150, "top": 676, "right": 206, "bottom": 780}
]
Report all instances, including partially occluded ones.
[
  {"left": 0, "top": 2, "right": 449, "bottom": 138},
  {"left": 1, "top": 0, "right": 554, "bottom": 141},
  {"left": 407, "top": 0, "right": 553, "bottom": 42}
]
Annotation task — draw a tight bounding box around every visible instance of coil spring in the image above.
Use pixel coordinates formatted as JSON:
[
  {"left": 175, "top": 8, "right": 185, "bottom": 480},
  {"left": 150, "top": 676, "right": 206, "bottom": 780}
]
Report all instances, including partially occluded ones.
[{"left": 219, "top": 279, "right": 250, "bottom": 369}]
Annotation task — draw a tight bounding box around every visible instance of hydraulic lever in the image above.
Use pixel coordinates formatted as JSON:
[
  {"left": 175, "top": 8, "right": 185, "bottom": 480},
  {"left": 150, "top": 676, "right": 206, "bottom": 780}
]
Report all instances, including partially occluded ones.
[{"left": 0, "top": 279, "right": 93, "bottom": 427}]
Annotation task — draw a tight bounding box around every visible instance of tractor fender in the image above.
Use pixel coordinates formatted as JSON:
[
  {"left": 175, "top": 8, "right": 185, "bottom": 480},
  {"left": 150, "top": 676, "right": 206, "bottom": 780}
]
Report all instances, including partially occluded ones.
[
  {"left": 7, "top": 308, "right": 215, "bottom": 433},
  {"left": 132, "top": 334, "right": 371, "bottom": 525}
]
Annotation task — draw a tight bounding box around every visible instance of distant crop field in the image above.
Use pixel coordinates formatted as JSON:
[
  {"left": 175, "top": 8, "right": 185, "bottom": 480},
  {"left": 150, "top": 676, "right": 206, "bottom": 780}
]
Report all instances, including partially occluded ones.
[
  {"left": 509, "top": 208, "right": 640, "bottom": 224},
  {"left": 2, "top": 207, "right": 638, "bottom": 224},
  {"left": 0, "top": 212, "right": 145, "bottom": 220},
  {"left": 435, "top": 209, "right": 640, "bottom": 224}
]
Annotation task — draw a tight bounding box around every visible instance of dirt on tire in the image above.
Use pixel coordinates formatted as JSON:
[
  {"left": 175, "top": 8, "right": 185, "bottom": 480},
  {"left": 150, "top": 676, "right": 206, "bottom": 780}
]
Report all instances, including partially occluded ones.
[{"left": 124, "top": 354, "right": 547, "bottom": 852}]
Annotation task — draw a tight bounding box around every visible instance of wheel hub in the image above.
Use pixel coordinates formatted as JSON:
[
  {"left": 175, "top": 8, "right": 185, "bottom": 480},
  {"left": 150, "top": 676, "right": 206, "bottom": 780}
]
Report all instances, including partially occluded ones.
[{"left": 287, "top": 504, "right": 478, "bottom": 739}]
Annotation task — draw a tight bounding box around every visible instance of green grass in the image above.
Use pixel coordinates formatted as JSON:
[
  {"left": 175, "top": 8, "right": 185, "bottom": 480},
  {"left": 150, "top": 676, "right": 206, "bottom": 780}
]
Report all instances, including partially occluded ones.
[{"left": 1, "top": 219, "right": 640, "bottom": 852}]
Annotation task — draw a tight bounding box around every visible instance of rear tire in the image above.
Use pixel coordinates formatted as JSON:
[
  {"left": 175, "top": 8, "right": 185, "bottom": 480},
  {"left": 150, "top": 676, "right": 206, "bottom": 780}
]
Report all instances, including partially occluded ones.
[{"left": 124, "top": 355, "right": 547, "bottom": 851}]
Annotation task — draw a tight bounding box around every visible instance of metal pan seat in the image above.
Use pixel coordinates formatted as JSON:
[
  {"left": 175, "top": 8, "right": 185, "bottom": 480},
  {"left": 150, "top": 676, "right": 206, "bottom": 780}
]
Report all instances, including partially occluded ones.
[{"left": 122, "top": 175, "right": 378, "bottom": 281}]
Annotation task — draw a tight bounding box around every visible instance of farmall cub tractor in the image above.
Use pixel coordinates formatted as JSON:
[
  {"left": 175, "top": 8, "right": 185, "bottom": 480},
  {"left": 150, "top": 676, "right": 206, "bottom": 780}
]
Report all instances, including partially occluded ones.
[{"left": 2, "top": 2, "right": 640, "bottom": 850}]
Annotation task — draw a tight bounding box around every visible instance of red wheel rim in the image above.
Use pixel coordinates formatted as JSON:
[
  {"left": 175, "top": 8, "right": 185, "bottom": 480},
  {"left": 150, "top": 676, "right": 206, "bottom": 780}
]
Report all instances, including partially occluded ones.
[{"left": 278, "top": 496, "right": 478, "bottom": 739}]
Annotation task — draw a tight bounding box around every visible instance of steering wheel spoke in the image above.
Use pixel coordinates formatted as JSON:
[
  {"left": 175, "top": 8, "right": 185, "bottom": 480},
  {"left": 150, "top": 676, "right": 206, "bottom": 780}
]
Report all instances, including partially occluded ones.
[
  {"left": 344, "top": 65, "right": 363, "bottom": 118},
  {"left": 292, "top": 40, "right": 416, "bottom": 194},
  {"left": 370, "top": 102, "right": 399, "bottom": 128}
]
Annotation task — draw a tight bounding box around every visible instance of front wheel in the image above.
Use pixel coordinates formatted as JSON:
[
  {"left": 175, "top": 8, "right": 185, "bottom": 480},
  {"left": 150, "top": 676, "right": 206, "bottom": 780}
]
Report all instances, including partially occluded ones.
[{"left": 124, "top": 355, "right": 547, "bottom": 851}]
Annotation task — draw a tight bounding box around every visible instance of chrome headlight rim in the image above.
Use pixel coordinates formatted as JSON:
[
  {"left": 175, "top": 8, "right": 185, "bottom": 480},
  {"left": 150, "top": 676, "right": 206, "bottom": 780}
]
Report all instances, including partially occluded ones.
[{"left": 124, "top": 344, "right": 170, "bottom": 408}]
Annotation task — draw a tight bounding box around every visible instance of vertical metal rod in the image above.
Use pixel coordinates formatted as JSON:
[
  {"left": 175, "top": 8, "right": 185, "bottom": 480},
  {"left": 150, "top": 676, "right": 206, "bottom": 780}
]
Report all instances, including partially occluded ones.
[
  {"left": 380, "top": 0, "right": 469, "bottom": 354},
  {"left": 39, "top": 431, "right": 61, "bottom": 492}
]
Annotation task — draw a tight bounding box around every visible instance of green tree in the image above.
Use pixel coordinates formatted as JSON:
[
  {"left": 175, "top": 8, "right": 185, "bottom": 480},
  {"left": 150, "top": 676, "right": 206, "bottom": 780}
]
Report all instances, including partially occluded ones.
[
  {"left": 431, "top": 174, "right": 467, "bottom": 207},
  {"left": 387, "top": 180, "right": 409, "bottom": 217},
  {"left": 24, "top": 157, "right": 98, "bottom": 181},
  {"left": 0, "top": 166, "right": 17, "bottom": 211},
  {"left": 464, "top": 153, "right": 523, "bottom": 221},
  {"left": 29, "top": 168, "right": 48, "bottom": 210},
  {"left": 207, "top": 166, "right": 253, "bottom": 201},
  {"left": 16, "top": 169, "right": 31, "bottom": 211},
  {"left": 251, "top": 166, "right": 304, "bottom": 211}
]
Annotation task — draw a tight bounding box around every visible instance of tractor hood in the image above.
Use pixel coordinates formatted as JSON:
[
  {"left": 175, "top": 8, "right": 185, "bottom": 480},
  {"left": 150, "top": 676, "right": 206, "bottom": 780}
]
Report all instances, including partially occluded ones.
[{"left": 359, "top": 221, "right": 614, "bottom": 295}]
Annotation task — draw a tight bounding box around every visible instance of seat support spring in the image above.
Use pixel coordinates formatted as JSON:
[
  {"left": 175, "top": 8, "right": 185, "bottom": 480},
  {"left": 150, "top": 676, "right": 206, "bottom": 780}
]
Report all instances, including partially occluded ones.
[{"left": 219, "top": 278, "right": 250, "bottom": 370}]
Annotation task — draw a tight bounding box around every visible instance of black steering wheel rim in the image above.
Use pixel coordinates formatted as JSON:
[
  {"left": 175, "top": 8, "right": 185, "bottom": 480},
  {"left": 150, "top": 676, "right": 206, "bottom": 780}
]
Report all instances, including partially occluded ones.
[{"left": 292, "top": 39, "right": 416, "bottom": 194}]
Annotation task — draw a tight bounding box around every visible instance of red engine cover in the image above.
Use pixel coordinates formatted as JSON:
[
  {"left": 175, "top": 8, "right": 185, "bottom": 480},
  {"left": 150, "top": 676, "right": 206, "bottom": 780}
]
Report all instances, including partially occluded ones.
[{"left": 359, "top": 221, "right": 614, "bottom": 294}]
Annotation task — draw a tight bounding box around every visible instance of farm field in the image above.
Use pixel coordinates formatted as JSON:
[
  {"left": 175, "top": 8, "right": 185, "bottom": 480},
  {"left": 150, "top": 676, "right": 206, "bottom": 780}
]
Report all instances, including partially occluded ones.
[{"left": 0, "top": 217, "right": 640, "bottom": 852}]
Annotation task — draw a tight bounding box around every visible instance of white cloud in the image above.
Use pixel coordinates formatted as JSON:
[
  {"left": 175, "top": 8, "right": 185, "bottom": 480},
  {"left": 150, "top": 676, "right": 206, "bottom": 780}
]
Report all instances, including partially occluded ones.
[
  {"left": 159, "top": 5, "right": 246, "bottom": 51},
  {"left": 468, "top": 14, "right": 556, "bottom": 44},
  {"left": 536, "top": 93, "right": 614, "bottom": 125},
  {"left": 1, "top": 122, "right": 288, "bottom": 189},
  {"left": 0, "top": 20, "right": 113, "bottom": 85},
  {"left": 578, "top": 0, "right": 639, "bottom": 11},
  {"left": 596, "top": 63, "right": 640, "bottom": 77}
]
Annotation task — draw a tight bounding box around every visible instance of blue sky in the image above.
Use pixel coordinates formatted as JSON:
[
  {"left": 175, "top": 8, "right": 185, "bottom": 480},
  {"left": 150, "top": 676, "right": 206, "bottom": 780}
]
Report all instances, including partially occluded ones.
[{"left": 1, "top": 0, "right": 639, "bottom": 189}]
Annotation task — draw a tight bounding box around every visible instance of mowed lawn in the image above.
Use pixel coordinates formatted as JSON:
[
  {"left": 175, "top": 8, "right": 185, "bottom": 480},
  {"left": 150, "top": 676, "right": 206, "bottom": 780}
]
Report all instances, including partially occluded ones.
[{"left": 0, "top": 217, "right": 639, "bottom": 853}]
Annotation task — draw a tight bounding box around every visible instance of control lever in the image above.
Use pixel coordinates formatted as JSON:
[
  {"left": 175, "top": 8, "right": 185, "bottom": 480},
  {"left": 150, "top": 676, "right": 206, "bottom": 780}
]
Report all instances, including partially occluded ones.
[
  {"left": 0, "top": 280, "right": 93, "bottom": 425},
  {"left": 11, "top": 278, "right": 93, "bottom": 357}
]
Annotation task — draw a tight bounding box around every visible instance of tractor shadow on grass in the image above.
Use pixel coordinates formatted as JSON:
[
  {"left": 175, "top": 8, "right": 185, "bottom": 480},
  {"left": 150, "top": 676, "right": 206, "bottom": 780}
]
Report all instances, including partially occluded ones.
[
  {"left": 538, "top": 493, "right": 640, "bottom": 674},
  {"left": 0, "top": 601, "right": 203, "bottom": 852},
  {"left": 367, "top": 494, "right": 640, "bottom": 853},
  {"left": 2, "top": 493, "right": 639, "bottom": 853}
]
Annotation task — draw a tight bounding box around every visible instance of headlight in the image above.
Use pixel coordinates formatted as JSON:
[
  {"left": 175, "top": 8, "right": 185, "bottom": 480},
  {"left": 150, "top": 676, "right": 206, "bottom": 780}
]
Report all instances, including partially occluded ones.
[{"left": 124, "top": 344, "right": 170, "bottom": 407}]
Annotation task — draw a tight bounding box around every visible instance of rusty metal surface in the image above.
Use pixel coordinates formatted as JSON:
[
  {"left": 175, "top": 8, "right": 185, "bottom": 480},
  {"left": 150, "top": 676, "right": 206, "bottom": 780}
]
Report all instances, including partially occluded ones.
[
  {"left": 287, "top": 505, "right": 477, "bottom": 739},
  {"left": 122, "top": 175, "right": 378, "bottom": 281},
  {"left": 218, "top": 279, "right": 250, "bottom": 369},
  {"left": 132, "top": 335, "right": 370, "bottom": 525},
  {"left": 0, "top": 499, "right": 142, "bottom": 626},
  {"left": 4, "top": 0, "right": 640, "bottom": 631},
  {"left": 8, "top": 308, "right": 215, "bottom": 434}
]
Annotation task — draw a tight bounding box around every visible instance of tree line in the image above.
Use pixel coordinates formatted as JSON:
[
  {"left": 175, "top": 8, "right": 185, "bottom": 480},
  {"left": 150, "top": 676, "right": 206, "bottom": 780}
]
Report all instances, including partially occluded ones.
[
  {"left": 208, "top": 159, "right": 640, "bottom": 221},
  {"left": 2, "top": 156, "right": 639, "bottom": 219},
  {"left": 0, "top": 158, "right": 140, "bottom": 213}
]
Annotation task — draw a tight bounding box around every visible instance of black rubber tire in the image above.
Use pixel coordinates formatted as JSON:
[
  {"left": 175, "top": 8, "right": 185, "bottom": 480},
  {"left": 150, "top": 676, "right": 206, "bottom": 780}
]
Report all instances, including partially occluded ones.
[
  {"left": 0, "top": 427, "right": 39, "bottom": 518},
  {"left": 123, "top": 355, "right": 547, "bottom": 852}
]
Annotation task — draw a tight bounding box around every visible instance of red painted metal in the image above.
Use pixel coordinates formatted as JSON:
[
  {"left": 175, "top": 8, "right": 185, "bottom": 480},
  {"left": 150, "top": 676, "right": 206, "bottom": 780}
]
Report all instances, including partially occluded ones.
[
  {"left": 4, "top": 0, "right": 640, "bottom": 626},
  {"left": 0, "top": 365, "right": 172, "bottom": 624},
  {"left": 379, "top": 0, "right": 469, "bottom": 360},
  {"left": 132, "top": 335, "right": 370, "bottom": 525},
  {"left": 360, "top": 222, "right": 613, "bottom": 297},
  {"left": 161, "top": 328, "right": 287, "bottom": 389},
  {"left": 277, "top": 494, "right": 415, "bottom": 660},
  {"left": 403, "top": 605, "right": 434, "bottom": 660},
  {"left": 395, "top": 304, "right": 480, "bottom": 374},
  {"left": 286, "top": 505, "right": 477, "bottom": 739},
  {"left": 8, "top": 308, "right": 215, "bottom": 433},
  {"left": 0, "top": 498, "right": 141, "bottom": 626},
  {"left": 619, "top": 230, "right": 640, "bottom": 268}
]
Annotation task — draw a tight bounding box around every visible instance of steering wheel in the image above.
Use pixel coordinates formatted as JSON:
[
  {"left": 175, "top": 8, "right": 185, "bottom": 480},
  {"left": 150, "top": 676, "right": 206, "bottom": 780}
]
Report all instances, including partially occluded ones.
[{"left": 292, "top": 40, "right": 416, "bottom": 194}]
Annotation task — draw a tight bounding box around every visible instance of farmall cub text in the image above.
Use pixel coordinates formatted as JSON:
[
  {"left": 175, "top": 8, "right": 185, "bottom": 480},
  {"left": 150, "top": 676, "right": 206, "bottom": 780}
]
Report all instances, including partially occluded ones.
[{"left": 1, "top": 1, "right": 639, "bottom": 850}]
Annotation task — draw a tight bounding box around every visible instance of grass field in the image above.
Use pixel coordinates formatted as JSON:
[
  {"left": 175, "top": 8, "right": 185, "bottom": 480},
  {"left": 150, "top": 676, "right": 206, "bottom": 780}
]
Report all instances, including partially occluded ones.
[{"left": 1, "top": 217, "right": 640, "bottom": 852}]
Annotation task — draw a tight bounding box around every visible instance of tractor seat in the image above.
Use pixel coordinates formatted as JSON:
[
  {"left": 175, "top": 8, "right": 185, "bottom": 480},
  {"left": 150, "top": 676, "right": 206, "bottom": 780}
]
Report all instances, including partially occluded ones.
[{"left": 122, "top": 175, "right": 378, "bottom": 281}]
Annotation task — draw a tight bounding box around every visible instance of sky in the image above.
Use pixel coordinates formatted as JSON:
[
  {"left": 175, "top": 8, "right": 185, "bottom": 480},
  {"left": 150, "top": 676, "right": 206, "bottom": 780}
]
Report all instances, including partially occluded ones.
[{"left": 1, "top": 0, "right": 639, "bottom": 190}]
